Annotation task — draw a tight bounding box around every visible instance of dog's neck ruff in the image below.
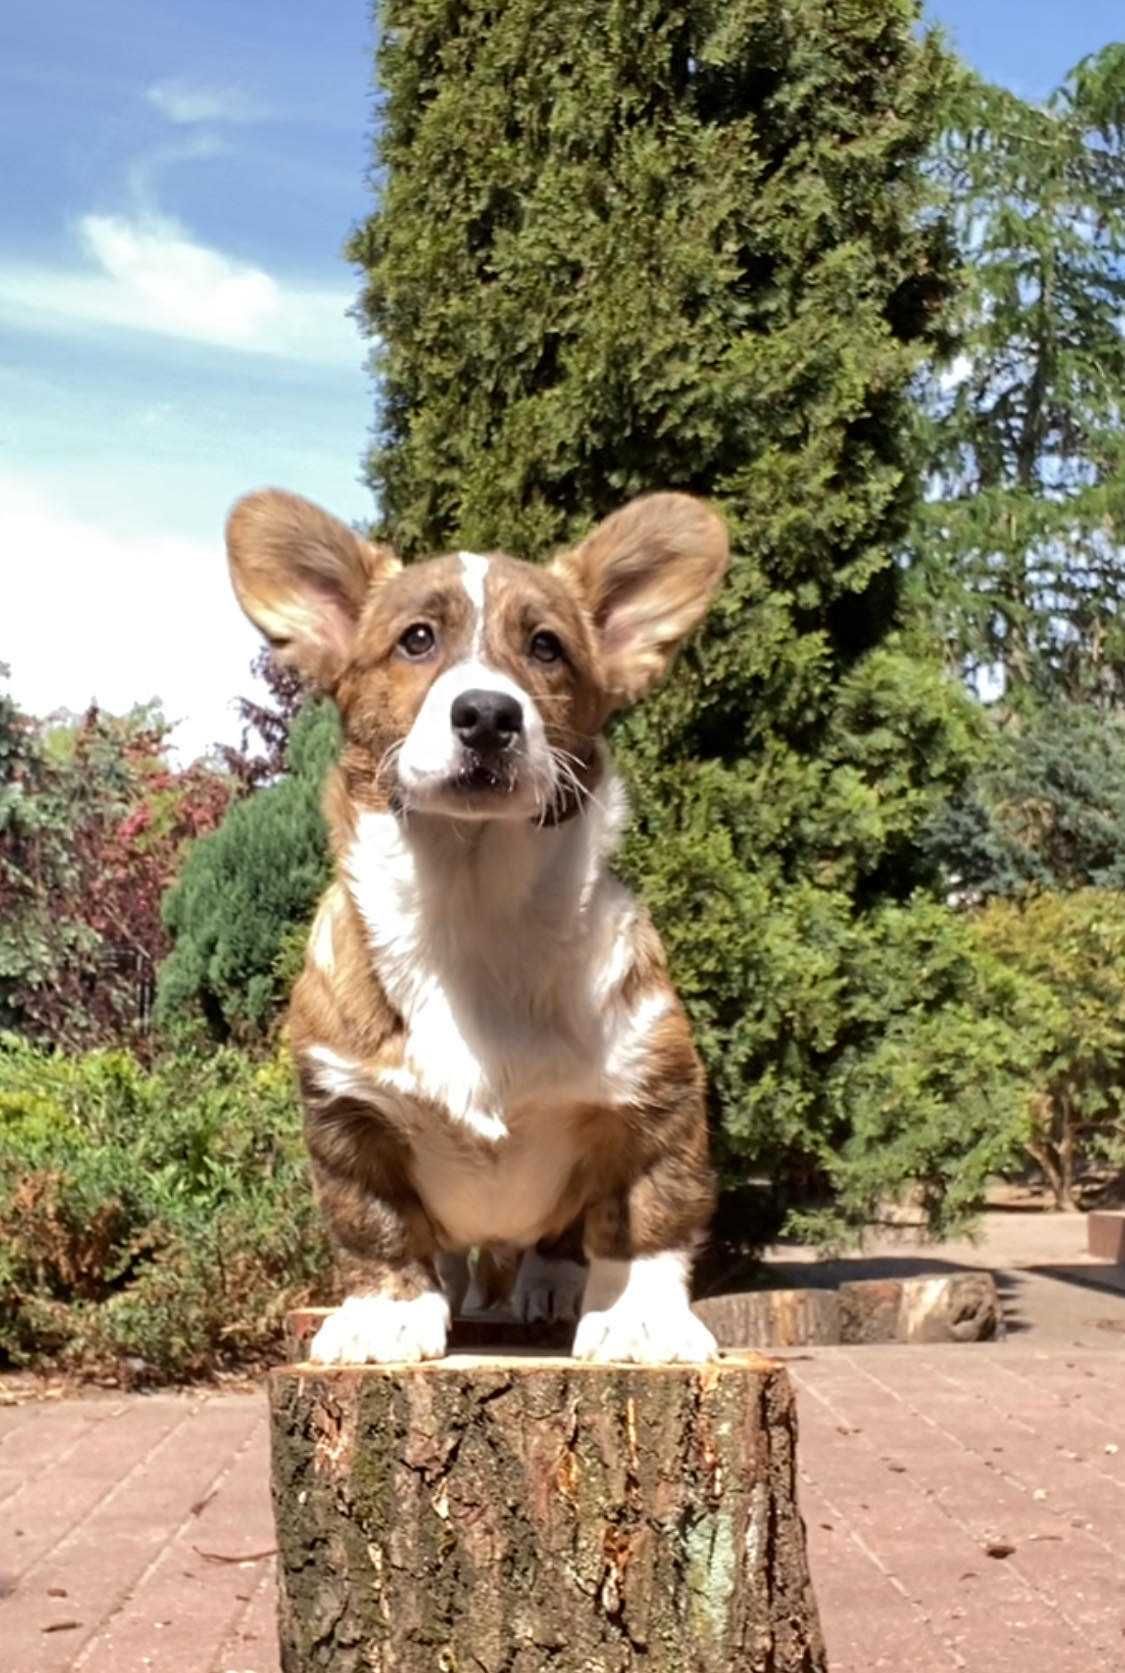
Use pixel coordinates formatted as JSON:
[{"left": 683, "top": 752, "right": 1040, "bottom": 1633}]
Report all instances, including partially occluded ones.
[{"left": 348, "top": 744, "right": 628, "bottom": 953}]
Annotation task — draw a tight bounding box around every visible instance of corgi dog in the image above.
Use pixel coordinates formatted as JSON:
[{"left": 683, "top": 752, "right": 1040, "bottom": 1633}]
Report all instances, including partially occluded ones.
[{"left": 226, "top": 489, "right": 728, "bottom": 1364}]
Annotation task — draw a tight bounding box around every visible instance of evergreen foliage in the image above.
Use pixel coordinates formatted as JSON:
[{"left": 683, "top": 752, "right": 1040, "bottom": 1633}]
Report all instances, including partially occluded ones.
[
  {"left": 157, "top": 702, "right": 337, "bottom": 1040},
  {"left": 913, "top": 44, "right": 1125, "bottom": 704},
  {"left": 786, "top": 897, "right": 1035, "bottom": 1244},
  {"left": 925, "top": 703, "right": 1125, "bottom": 898},
  {"left": 351, "top": 0, "right": 995, "bottom": 1223}
]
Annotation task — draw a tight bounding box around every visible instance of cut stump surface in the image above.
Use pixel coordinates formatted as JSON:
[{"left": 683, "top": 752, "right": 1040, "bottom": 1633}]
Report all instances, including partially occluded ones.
[{"left": 270, "top": 1351, "right": 826, "bottom": 1672}]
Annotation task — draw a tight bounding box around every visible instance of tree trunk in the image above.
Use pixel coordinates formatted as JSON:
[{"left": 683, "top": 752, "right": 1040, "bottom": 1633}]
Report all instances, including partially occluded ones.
[
  {"left": 1026, "top": 1103, "right": 1067, "bottom": 1210},
  {"left": 270, "top": 1351, "right": 826, "bottom": 1672},
  {"left": 1058, "top": 1108, "right": 1080, "bottom": 1210}
]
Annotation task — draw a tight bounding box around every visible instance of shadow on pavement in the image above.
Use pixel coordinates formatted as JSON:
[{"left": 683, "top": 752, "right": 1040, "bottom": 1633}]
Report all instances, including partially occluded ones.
[{"left": 1027, "top": 1262, "right": 1125, "bottom": 1299}]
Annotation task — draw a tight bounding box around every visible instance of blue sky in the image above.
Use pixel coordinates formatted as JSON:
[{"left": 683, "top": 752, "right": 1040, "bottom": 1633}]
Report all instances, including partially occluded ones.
[
  {"left": 1, "top": 3, "right": 1120, "bottom": 760},
  {"left": 927, "top": 0, "right": 1122, "bottom": 96}
]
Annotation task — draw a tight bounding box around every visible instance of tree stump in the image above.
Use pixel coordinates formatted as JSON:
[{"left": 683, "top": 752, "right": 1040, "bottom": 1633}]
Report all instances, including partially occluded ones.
[
  {"left": 270, "top": 1349, "right": 826, "bottom": 1672},
  {"left": 694, "top": 1288, "right": 842, "bottom": 1349}
]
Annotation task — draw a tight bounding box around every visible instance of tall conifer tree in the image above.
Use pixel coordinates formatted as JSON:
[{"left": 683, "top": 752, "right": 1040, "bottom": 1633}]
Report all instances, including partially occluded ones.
[
  {"left": 914, "top": 45, "right": 1125, "bottom": 704},
  {"left": 350, "top": 1, "right": 1003, "bottom": 1222}
]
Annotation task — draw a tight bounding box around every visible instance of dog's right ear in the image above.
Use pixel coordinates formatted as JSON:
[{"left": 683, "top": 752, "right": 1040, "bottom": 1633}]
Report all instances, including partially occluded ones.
[{"left": 226, "top": 489, "right": 401, "bottom": 685}]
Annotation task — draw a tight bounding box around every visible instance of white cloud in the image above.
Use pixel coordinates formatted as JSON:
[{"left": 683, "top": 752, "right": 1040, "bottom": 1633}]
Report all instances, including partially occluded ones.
[
  {"left": 125, "top": 133, "right": 230, "bottom": 216},
  {"left": 0, "top": 472, "right": 264, "bottom": 764},
  {"left": 0, "top": 212, "right": 360, "bottom": 366},
  {"left": 83, "top": 212, "right": 280, "bottom": 343},
  {"left": 146, "top": 79, "right": 268, "bottom": 125}
]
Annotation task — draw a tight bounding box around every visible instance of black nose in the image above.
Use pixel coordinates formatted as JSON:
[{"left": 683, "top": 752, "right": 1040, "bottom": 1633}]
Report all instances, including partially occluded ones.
[{"left": 451, "top": 688, "right": 524, "bottom": 752}]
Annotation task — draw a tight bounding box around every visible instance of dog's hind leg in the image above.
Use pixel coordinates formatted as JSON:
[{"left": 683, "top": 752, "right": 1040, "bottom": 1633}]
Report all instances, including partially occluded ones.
[
  {"left": 435, "top": 1251, "right": 470, "bottom": 1317},
  {"left": 462, "top": 1244, "right": 521, "bottom": 1313},
  {"left": 509, "top": 1221, "right": 587, "bottom": 1325}
]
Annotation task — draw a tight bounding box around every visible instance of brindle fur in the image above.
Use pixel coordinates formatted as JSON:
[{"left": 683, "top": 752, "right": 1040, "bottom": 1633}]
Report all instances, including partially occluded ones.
[{"left": 227, "top": 489, "right": 727, "bottom": 1317}]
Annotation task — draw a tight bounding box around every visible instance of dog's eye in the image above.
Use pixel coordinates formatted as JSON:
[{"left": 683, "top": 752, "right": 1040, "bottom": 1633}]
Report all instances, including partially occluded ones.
[
  {"left": 529, "top": 630, "right": 563, "bottom": 664},
  {"left": 398, "top": 623, "right": 436, "bottom": 658}
]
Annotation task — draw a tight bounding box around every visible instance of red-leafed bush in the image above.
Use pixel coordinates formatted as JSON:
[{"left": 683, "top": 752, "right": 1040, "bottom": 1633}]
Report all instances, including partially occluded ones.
[{"left": 0, "top": 673, "right": 233, "bottom": 1050}]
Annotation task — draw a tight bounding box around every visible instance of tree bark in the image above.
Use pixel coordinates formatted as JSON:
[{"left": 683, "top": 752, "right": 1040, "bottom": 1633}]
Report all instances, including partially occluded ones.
[
  {"left": 270, "top": 1351, "right": 826, "bottom": 1672},
  {"left": 695, "top": 1287, "right": 841, "bottom": 1349}
]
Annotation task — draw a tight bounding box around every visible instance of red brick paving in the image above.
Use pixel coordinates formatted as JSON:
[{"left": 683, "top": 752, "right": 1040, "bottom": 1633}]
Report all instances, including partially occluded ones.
[
  {"left": 0, "top": 1394, "right": 276, "bottom": 1673},
  {"left": 792, "top": 1344, "right": 1125, "bottom": 1671},
  {"left": 2, "top": 1344, "right": 1124, "bottom": 1671}
]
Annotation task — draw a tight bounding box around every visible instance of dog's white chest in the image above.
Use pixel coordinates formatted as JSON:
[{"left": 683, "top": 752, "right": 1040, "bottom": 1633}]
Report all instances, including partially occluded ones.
[
  {"left": 339, "top": 803, "right": 668, "bottom": 1249},
  {"left": 394, "top": 975, "right": 598, "bottom": 1139},
  {"left": 347, "top": 806, "right": 625, "bottom": 1136},
  {"left": 409, "top": 1109, "right": 583, "bottom": 1249}
]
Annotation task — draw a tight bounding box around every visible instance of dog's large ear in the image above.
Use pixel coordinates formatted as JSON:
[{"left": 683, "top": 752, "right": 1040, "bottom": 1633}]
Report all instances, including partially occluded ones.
[
  {"left": 226, "top": 489, "right": 401, "bottom": 685},
  {"left": 550, "top": 493, "right": 728, "bottom": 706}
]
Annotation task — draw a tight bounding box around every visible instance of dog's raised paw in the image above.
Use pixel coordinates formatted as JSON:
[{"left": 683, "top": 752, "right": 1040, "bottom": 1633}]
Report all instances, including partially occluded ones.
[
  {"left": 572, "top": 1303, "right": 718, "bottom": 1365},
  {"left": 308, "top": 1291, "right": 450, "bottom": 1365}
]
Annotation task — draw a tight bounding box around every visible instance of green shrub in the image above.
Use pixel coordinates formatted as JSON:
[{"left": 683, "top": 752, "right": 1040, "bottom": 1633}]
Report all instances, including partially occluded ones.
[
  {"left": 972, "top": 891, "right": 1125, "bottom": 1207},
  {"left": 794, "top": 889, "right": 1125, "bottom": 1238},
  {"left": 923, "top": 704, "right": 1125, "bottom": 898},
  {"left": 157, "top": 701, "right": 338, "bottom": 1040},
  {"left": 0, "top": 1035, "right": 333, "bottom": 1380},
  {"left": 787, "top": 898, "right": 1037, "bottom": 1246}
]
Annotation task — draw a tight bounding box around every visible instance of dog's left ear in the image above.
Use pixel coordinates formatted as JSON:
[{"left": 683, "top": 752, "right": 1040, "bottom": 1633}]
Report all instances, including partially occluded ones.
[{"left": 550, "top": 493, "right": 729, "bottom": 706}]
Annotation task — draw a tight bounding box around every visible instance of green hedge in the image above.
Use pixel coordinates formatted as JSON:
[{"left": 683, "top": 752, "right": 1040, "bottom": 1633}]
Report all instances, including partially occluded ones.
[{"left": 0, "top": 1036, "right": 333, "bottom": 1381}]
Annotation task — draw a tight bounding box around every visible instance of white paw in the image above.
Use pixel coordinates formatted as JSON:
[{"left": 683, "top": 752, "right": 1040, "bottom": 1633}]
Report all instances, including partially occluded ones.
[
  {"left": 572, "top": 1251, "right": 718, "bottom": 1364},
  {"left": 511, "top": 1251, "right": 586, "bottom": 1325},
  {"left": 573, "top": 1303, "right": 718, "bottom": 1364},
  {"left": 307, "top": 1291, "right": 450, "bottom": 1365}
]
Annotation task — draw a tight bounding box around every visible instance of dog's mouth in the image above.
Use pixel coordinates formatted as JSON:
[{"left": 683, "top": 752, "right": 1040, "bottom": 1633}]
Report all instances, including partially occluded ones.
[
  {"left": 450, "top": 753, "right": 518, "bottom": 797},
  {"left": 394, "top": 748, "right": 538, "bottom": 821}
]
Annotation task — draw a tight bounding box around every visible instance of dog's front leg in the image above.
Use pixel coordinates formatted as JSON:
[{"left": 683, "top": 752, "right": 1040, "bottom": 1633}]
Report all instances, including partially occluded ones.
[
  {"left": 303, "top": 1095, "right": 449, "bottom": 1366},
  {"left": 309, "top": 1261, "right": 450, "bottom": 1365},
  {"left": 573, "top": 1114, "right": 718, "bottom": 1364},
  {"left": 573, "top": 1241, "right": 717, "bottom": 1363}
]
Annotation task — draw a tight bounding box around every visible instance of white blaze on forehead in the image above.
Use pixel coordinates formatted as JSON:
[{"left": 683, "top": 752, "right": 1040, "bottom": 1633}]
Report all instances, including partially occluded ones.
[
  {"left": 458, "top": 551, "right": 490, "bottom": 655},
  {"left": 458, "top": 551, "right": 490, "bottom": 608}
]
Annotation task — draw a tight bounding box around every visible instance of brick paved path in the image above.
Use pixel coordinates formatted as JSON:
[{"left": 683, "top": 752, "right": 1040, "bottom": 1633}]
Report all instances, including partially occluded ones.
[
  {"left": 792, "top": 1344, "right": 1125, "bottom": 1671},
  {"left": 2, "top": 1342, "right": 1124, "bottom": 1671},
  {"left": 0, "top": 1390, "right": 276, "bottom": 1673}
]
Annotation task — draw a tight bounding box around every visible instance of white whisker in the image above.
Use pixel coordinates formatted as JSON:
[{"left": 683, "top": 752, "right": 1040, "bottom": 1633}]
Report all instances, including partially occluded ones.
[
  {"left": 545, "top": 746, "right": 606, "bottom": 820},
  {"left": 374, "top": 740, "right": 404, "bottom": 796}
]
